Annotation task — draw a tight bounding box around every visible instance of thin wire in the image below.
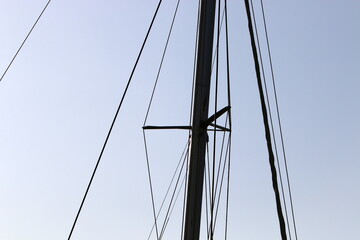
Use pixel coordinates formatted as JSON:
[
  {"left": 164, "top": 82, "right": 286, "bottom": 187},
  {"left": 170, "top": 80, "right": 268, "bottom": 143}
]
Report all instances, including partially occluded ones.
[
  {"left": 224, "top": 0, "right": 232, "bottom": 237},
  {"left": 211, "top": 7, "right": 226, "bottom": 72},
  {"left": 210, "top": 1, "right": 221, "bottom": 238},
  {"left": 0, "top": 0, "right": 52, "bottom": 82},
  {"left": 213, "top": 136, "right": 231, "bottom": 232},
  {"left": 213, "top": 114, "right": 229, "bottom": 204},
  {"left": 143, "top": 130, "right": 160, "bottom": 239},
  {"left": 188, "top": 0, "right": 202, "bottom": 124},
  {"left": 211, "top": 2, "right": 229, "bottom": 208},
  {"left": 206, "top": 141, "right": 212, "bottom": 238},
  {"left": 260, "top": 1, "right": 299, "bottom": 238},
  {"left": 66, "top": 1, "right": 164, "bottom": 239},
  {"left": 224, "top": 0, "right": 232, "bottom": 127},
  {"left": 204, "top": 157, "right": 210, "bottom": 240},
  {"left": 249, "top": 0, "right": 291, "bottom": 238},
  {"left": 159, "top": 174, "right": 187, "bottom": 240},
  {"left": 158, "top": 143, "right": 189, "bottom": 238},
  {"left": 143, "top": 0, "right": 181, "bottom": 125},
  {"left": 181, "top": 138, "right": 191, "bottom": 240},
  {"left": 146, "top": 139, "right": 190, "bottom": 240},
  {"left": 224, "top": 134, "right": 231, "bottom": 240},
  {"left": 142, "top": 2, "right": 182, "bottom": 236}
]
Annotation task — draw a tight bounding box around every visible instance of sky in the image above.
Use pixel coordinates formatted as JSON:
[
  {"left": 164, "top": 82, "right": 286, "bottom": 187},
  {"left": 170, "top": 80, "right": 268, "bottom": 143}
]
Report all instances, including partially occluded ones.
[{"left": 0, "top": 0, "right": 359, "bottom": 239}]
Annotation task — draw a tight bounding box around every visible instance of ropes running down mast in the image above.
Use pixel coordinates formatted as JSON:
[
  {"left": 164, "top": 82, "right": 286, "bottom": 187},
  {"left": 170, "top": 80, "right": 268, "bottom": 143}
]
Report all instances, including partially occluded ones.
[
  {"left": 245, "top": 0, "right": 298, "bottom": 239},
  {"left": 259, "top": 0, "right": 299, "bottom": 238},
  {"left": 244, "top": 0, "right": 288, "bottom": 238}
]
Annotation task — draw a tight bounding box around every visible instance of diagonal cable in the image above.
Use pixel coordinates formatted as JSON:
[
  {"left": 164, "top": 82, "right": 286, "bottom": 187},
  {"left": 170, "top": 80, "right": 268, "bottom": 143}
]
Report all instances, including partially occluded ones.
[
  {"left": 260, "top": 1, "right": 299, "bottom": 238},
  {"left": 249, "top": 0, "right": 291, "bottom": 238},
  {"left": 1, "top": 0, "right": 52, "bottom": 82},
  {"left": 244, "top": 0, "right": 287, "bottom": 238},
  {"left": 224, "top": 1, "right": 232, "bottom": 237},
  {"left": 143, "top": 0, "right": 181, "bottom": 125},
  {"left": 210, "top": 1, "right": 222, "bottom": 237},
  {"left": 158, "top": 146, "right": 189, "bottom": 239},
  {"left": 66, "top": 1, "right": 164, "bottom": 239},
  {"left": 146, "top": 139, "right": 190, "bottom": 240}
]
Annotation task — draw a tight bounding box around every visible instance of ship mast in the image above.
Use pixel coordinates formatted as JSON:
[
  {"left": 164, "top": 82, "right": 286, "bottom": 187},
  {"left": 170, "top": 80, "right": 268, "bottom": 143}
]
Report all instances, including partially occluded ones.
[{"left": 183, "top": 0, "right": 217, "bottom": 239}]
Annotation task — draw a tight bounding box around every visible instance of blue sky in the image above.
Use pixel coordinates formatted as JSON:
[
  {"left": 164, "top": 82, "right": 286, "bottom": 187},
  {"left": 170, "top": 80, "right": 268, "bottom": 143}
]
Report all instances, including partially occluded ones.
[{"left": 0, "top": 0, "right": 359, "bottom": 239}]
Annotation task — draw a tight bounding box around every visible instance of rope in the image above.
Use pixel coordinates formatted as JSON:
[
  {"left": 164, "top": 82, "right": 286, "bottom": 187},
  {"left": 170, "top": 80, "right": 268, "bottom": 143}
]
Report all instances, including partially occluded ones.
[
  {"left": 0, "top": 0, "right": 52, "bottom": 82},
  {"left": 259, "top": 1, "right": 299, "bottom": 238},
  {"left": 248, "top": 0, "right": 292, "bottom": 237},
  {"left": 244, "top": 0, "right": 288, "bottom": 239},
  {"left": 66, "top": 1, "right": 164, "bottom": 238}
]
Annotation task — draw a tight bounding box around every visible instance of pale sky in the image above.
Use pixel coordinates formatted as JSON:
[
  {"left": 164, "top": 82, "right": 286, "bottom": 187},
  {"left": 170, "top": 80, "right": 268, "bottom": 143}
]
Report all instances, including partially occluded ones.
[{"left": 0, "top": 0, "right": 359, "bottom": 239}]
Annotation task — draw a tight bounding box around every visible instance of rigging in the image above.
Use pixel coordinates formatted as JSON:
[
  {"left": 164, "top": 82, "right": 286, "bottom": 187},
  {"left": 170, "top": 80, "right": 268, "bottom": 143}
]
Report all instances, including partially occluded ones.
[
  {"left": 259, "top": 0, "right": 299, "bottom": 238},
  {"left": 66, "top": 1, "right": 164, "bottom": 238},
  {"left": 248, "top": 0, "right": 292, "bottom": 237},
  {"left": 0, "top": 0, "right": 52, "bottom": 82}
]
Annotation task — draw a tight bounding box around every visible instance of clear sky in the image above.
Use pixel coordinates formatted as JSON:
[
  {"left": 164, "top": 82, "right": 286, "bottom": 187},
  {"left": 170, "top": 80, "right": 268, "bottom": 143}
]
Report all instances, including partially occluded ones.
[{"left": 0, "top": 0, "right": 359, "bottom": 239}]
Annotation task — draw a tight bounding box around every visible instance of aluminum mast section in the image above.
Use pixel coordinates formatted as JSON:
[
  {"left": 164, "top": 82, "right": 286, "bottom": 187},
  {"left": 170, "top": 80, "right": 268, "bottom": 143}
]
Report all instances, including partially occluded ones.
[{"left": 183, "top": 0, "right": 216, "bottom": 239}]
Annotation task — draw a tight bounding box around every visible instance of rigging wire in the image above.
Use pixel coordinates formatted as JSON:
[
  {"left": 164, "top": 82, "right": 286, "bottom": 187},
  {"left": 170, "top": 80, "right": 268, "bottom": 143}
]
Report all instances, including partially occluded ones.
[
  {"left": 143, "top": 130, "right": 160, "bottom": 239},
  {"left": 140, "top": 0, "right": 182, "bottom": 238},
  {"left": 224, "top": 0, "right": 232, "bottom": 238},
  {"left": 143, "top": 0, "right": 181, "bottom": 125},
  {"left": 210, "top": 0, "right": 222, "bottom": 238},
  {"left": 204, "top": 159, "right": 210, "bottom": 239},
  {"left": 244, "top": 0, "right": 288, "bottom": 239},
  {"left": 205, "top": 1, "right": 233, "bottom": 237},
  {"left": 0, "top": 0, "right": 52, "bottom": 82},
  {"left": 205, "top": 141, "right": 212, "bottom": 239},
  {"left": 145, "top": 139, "right": 190, "bottom": 240},
  {"left": 159, "top": 174, "right": 187, "bottom": 240},
  {"left": 211, "top": 7, "right": 226, "bottom": 72},
  {"left": 259, "top": 1, "right": 299, "bottom": 238},
  {"left": 142, "top": 0, "right": 234, "bottom": 238},
  {"left": 248, "top": 0, "right": 292, "bottom": 238},
  {"left": 213, "top": 136, "right": 231, "bottom": 232},
  {"left": 142, "top": 0, "right": 182, "bottom": 237},
  {"left": 158, "top": 143, "right": 189, "bottom": 239},
  {"left": 213, "top": 114, "right": 229, "bottom": 207},
  {"left": 66, "top": 1, "right": 164, "bottom": 239}
]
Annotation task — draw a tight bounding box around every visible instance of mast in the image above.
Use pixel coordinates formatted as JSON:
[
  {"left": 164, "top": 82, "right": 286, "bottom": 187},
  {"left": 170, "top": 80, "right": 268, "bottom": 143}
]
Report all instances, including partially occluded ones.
[{"left": 183, "top": 0, "right": 217, "bottom": 239}]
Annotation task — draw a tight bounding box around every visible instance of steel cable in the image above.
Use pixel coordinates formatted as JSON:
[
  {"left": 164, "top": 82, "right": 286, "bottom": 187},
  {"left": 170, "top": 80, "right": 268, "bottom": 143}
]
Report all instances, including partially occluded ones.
[
  {"left": 67, "top": 1, "right": 164, "bottom": 238},
  {"left": 0, "top": 0, "right": 52, "bottom": 82}
]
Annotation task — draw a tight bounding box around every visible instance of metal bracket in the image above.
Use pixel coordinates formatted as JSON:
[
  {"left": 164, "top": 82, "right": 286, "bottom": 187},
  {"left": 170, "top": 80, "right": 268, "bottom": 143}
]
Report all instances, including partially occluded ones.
[{"left": 203, "top": 106, "right": 230, "bottom": 126}]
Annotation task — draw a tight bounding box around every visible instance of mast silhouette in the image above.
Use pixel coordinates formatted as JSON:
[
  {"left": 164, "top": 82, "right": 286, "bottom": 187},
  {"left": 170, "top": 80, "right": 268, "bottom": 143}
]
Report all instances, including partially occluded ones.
[{"left": 183, "top": 0, "right": 216, "bottom": 239}]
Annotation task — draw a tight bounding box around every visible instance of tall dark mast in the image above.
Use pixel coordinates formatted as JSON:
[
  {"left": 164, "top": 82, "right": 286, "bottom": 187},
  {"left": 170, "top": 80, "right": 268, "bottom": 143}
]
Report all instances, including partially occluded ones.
[{"left": 183, "top": 0, "right": 217, "bottom": 239}]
